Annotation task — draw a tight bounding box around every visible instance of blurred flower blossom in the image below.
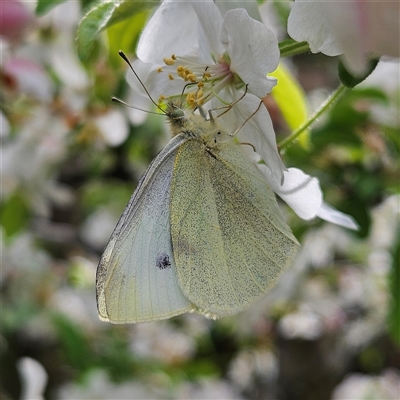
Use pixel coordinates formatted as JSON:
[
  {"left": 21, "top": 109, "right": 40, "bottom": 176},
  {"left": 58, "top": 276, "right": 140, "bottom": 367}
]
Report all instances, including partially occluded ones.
[
  {"left": 80, "top": 207, "right": 119, "bottom": 250},
  {"left": 0, "top": 0, "right": 34, "bottom": 42},
  {"left": 177, "top": 378, "right": 244, "bottom": 400},
  {"left": 278, "top": 309, "right": 323, "bottom": 340},
  {"left": 228, "top": 349, "right": 278, "bottom": 392},
  {"left": 1, "top": 106, "right": 72, "bottom": 215},
  {"left": 58, "top": 370, "right": 160, "bottom": 399},
  {"left": 360, "top": 60, "right": 400, "bottom": 128},
  {"left": 17, "top": 357, "right": 48, "bottom": 400},
  {"left": 51, "top": 287, "right": 100, "bottom": 330},
  {"left": 3, "top": 58, "right": 54, "bottom": 102},
  {"left": 288, "top": 0, "right": 400, "bottom": 75},
  {"left": 2, "top": 231, "right": 50, "bottom": 279},
  {"left": 332, "top": 369, "right": 400, "bottom": 400},
  {"left": 130, "top": 323, "right": 195, "bottom": 365},
  {"left": 93, "top": 109, "right": 129, "bottom": 147}
]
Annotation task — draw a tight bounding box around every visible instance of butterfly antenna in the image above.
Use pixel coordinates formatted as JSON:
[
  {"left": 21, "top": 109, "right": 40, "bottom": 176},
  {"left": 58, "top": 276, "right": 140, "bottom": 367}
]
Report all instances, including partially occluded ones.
[
  {"left": 118, "top": 50, "right": 165, "bottom": 114},
  {"left": 111, "top": 97, "right": 166, "bottom": 116},
  {"left": 213, "top": 84, "right": 249, "bottom": 119},
  {"left": 179, "top": 82, "right": 198, "bottom": 107},
  {"left": 231, "top": 99, "right": 263, "bottom": 137}
]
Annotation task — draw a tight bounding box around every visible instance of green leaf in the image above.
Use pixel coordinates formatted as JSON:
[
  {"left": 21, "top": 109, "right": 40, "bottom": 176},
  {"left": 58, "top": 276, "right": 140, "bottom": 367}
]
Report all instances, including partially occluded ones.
[
  {"left": 77, "top": 0, "right": 158, "bottom": 61},
  {"left": 338, "top": 58, "right": 380, "bottom": 88},
  {"left": 0, "top": 193, "right": 30, "bottom": 238},
  {"left": 270, "top": 63, "right": 310, "bottom": 148},
  {"left": 107, "top": 10, "right": 148, "bottom": 66},
  {"left": 35, "top": 0, "right": 68, "bottom": 15}
]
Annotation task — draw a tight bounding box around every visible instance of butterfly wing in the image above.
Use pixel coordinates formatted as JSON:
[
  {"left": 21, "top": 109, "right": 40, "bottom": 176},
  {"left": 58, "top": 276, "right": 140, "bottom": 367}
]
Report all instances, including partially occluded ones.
[
  {"left": 170, "top": 139, "right": 299, "bottom": 318},
  {"left": 96, "top": 135, "right": 195, "bottom": 323}
]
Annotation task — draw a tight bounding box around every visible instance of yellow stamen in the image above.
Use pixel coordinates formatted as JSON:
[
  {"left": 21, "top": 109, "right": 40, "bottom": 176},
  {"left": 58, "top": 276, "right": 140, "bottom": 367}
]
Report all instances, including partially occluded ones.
[
  {"left": 157, "top": 67, "right": 163, "bottom": 73},
  {"left": 197, "top": 81, "right": 204, "bottom": 88},
  {"left": 171, "top": 54, "right": 177, "bottom": 60},
  {"left": 168, "top": 74, "right": 175, "bottom": 80},
  {"left": 186, "top": 73, "right": 197, "bottom": 83},
  {"left": 186, "top": 92, "right": 196, "bottom": 106},
  {"left": 163, "top": 57, "right": 176, "bottom": 66},
  {"left": 177, "top": 66, "right": 185, "bottom": 78}
]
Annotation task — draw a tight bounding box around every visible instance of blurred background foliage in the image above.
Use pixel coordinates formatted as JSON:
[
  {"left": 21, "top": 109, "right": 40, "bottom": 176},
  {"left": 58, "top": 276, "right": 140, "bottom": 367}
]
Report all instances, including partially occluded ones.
[{"left": 1, "top": 0, "right": 399, "bottom": 399}]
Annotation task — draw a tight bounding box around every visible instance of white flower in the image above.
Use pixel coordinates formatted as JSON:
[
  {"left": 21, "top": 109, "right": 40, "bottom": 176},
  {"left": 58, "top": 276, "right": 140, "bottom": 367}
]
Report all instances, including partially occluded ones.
[
  {"left": 288, "top": 0, "right": 400, "bottom": 75},
  {"left": 3, "top": 57, "right": 54, "bottom": 102},
  {"left": 259, "top": 166, "right": 359, "bottom": 230},
  {"left": 132, "top": 0, "right": 285, "bottom": 183},
  {"left": 131, "top": 0, "right": 358, "bottom": 229},
  {"left": 17, "top": 357, "right": 48, "bottom": 400}
]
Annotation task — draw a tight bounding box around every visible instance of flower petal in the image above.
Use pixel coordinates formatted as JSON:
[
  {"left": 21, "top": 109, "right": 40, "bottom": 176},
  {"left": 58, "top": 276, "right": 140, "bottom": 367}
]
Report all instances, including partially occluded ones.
[
  {"left": 287, "top": 1, "right": 342, "bottom": 56},
  {"left": 261, "top": 167, "right": 323, "bottom": 220},
  {"left": 215, "top": 0, "right": 261, "bottom": 22},
  {"left": 189, "top": 0, "right": 224, "bottom": 62},
  {"left": 126, "top": 59, "right": 185, "bottom": 102},
  {"left": 316, "top": 202, "right": 359, "bottom": 231},
  {"left": 215, "top": 91, "right": 285, "bottom": 184},
  {"left": 222, "top": 9, "right": 280, "bottom": 97},
  {"left": 137, "top": 1, "right": 198, "bottom": 63}
]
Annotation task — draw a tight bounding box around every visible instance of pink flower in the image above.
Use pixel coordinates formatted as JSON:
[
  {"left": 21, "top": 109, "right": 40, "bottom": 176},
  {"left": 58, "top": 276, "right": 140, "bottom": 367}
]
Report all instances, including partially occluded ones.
[{"left": 0, "top": 0, "right": 34, "bottom": 42}]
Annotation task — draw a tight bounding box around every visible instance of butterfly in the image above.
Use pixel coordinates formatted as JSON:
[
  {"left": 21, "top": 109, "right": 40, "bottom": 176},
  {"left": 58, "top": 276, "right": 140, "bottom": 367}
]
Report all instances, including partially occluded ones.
[{"left": 96, "top": 96, "right": 299, "bottom": 323}]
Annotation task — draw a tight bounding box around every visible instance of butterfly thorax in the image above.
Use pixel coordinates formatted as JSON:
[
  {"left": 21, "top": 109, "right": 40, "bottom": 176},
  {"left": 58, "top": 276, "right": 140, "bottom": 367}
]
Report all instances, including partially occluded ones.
[{"left": 166, "top": 103, "right": 231, "bottom": 151}]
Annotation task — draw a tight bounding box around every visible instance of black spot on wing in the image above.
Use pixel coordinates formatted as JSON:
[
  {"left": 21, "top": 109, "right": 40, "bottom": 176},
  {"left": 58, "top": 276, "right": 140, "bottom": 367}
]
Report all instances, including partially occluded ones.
[{"left": 156, "top": 252, "right": 172, "bottom": 270}]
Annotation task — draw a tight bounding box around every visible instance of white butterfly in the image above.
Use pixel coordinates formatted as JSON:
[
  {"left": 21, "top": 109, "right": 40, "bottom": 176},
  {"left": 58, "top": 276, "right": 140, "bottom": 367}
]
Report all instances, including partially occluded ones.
[{"left": 96, "top": 99, "right": 299, "bottom": 323}]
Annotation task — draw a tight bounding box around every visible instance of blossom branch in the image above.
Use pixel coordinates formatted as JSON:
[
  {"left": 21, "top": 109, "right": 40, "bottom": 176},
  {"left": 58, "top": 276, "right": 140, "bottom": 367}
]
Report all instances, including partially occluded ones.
[
  {"left": 278, "top": 84, "right": 348, "bottom": 151},
  {"left": 279, "top": 39, "right": 310, "bottom": 58}
]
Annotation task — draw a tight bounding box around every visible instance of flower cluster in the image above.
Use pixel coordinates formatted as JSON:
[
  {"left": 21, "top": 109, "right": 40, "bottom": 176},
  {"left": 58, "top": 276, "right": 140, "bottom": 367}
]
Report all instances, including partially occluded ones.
[{"left": 130, "top": 0, "right": 358, "bottom": 229}]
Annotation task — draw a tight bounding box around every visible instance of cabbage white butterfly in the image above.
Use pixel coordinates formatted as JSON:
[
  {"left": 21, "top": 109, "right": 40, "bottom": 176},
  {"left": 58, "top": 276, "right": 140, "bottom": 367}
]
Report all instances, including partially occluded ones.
[{"left": 96, "top": 53, "right": 299, "bottom": 323}]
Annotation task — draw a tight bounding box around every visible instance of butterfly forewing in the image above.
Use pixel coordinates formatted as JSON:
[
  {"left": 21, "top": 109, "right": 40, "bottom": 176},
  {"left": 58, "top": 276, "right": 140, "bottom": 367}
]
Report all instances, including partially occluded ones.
[
  {"left": 96, "top": 135, "right": 195, "bottom": 323},
  {"left": 170, "top": 139, "right": 299, "bottom": 317}
]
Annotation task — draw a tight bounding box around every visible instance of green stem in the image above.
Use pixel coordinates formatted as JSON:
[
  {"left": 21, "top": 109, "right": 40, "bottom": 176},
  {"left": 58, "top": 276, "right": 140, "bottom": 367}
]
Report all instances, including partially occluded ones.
[
  {"left": 279, "top": 40, "right": 310, "bottom": 57},
  {"left": 278, "top": 84, "right": 348, "bottom": 151}
]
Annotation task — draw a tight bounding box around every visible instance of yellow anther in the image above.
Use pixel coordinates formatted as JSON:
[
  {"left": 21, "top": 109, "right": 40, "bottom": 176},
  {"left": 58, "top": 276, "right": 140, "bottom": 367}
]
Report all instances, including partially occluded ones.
[
  {"left": 171, "top": 54, "right": 177, "bottom": 60},
  {"left": 197, "top": 88, "right": 204, "bottom": 99},
  {"left": 186, "top": 92, "right": 196, "bottom": 105},
  {"left": 157, "top": 67, "right": 163, "bottom": 73},
  {"left": 203, "top": 72, "right": 212, "bottom": 79},
  {"left": 186, "top": 73, "right": 197, "bottom": 82},
  {"left": 168, "top": 74, "right": 175, "bottom": 80},
  {"left": 163, "top": 57, "right": 176, "bottom": 66},
  {"left": 197, "top": 81, "right": 204, "bottom": 88},
  {"left": 159, "top": 95, "right": 165, "bottom": 102},
  {"left": 177, "top": 66, "right": 185, "bottom": 78}
]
